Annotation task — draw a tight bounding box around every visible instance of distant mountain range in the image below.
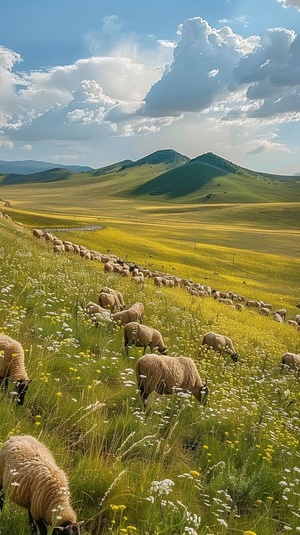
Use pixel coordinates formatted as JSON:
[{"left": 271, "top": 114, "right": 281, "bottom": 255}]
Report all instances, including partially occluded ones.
[{"left": 0, "top": 159, "right": 92, "bottom": 175}]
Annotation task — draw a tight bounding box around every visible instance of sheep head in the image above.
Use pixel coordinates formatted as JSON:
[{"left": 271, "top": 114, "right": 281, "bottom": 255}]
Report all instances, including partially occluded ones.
[
  {"left": 230, "top": 353, "right": 239, "bottom": 363},
  {"left": 52, "top": 521, "right": 84, "bottom": 534},
  {"left": 200, "top": 380, "right": 209, "bottom": 405},
  {"left": 14, "top": 379, "right": 32, "bottom": 405}
]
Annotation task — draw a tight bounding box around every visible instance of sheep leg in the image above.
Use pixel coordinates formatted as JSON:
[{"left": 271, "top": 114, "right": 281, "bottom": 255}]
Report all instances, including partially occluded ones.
[
  {"left": 138, "top": 382, "right": 148, "bottom": 408},
  {"left": 28, "top": 512, "right": 48, "bottom": 535},
  {"left": 0, "top": 486, "right": 4, "bottom": 511},
  {"left": 28, "top": 511, "right": 37, "bottom": 533}
]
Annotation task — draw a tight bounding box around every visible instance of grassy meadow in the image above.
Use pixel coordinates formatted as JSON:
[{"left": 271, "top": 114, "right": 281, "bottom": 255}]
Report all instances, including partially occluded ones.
[
  {"left": 0, "top": 156, "right": 300, "bottom": 534},
  {"left": 0, "top": 210, "right": 300, "bottom": 535}
]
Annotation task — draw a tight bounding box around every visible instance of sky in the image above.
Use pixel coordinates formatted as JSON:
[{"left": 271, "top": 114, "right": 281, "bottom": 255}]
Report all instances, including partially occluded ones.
[{"left": 1, "top": 0, "right": 300, "bottom": 174}]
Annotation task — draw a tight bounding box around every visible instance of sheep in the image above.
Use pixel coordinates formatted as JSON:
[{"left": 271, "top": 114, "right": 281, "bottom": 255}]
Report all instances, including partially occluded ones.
[
  {"left": 260, "top": 307, "right": 271, "bottom": 316},
  {"left": 0, "top": 435, "right": 82, "bottom": 534},
  {"left": 136, "top": 354, "right": 208, "bottom": 408},
  {"left": 85, "top": 301, "right": 108, "bottom": 315},
  {"left": 97, "top": 292, "right": 122, "bottom": 313},
  {"left": 111, "top": 302, "right": 144, "bottom": 326},
  {"left": 273, "top": 312, "right": 284, "bottom": 324},
  {"left": 99, "top": 287, "right": 126, "bottom": 309},
  {"left": 201, "top": 331, "right": 239, "bottom": 362},
  {"left": 295, "top": 314, "right": 300, "bottom": 325},
  {"left": 280, "top": 352, "right": 300, "bottom": 373},
  {"left": 124, "top": 322, "right": 167, "bottom": 356},
  {"left": 274, "top": 308, "right": 287, "bottom": 320},
  {"left": 0, "top": 334, "right": 32, "bottom": 405},
  {"left": 32, "top": 229, "right": 44, "bottom": 238}
]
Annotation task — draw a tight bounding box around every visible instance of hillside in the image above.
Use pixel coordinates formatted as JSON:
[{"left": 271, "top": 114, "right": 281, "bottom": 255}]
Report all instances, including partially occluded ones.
[
  {"left": 1, "top": 150, "right": 300, "bottom": 205},
  {"left": 0, "top": 216, "right": 300, "bottom": 535}
]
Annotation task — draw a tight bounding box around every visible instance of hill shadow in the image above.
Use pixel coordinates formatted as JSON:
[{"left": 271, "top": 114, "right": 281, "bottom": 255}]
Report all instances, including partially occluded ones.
[{"left": 132, "top": 161, "right": 229, "bottom": 199}]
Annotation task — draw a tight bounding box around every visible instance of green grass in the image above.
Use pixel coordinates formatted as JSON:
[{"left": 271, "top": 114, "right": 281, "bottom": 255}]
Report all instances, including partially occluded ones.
[{"left": 0, "top": 216, "right": 300, "bottom": 535}]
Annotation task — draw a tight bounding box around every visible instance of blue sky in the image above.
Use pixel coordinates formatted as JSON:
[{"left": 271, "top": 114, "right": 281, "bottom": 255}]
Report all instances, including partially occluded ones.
[{"left": 1, "top": 0, "right": 300, "bottom": 173}]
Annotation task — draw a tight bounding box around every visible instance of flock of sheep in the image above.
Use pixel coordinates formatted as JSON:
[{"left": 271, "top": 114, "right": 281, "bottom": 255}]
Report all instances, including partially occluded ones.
[
  {"left": 0, "top": 220, "right": 299, "bottom": 535},
  {"left": 32, "top": 228, "right": 300, "bottom": 329}
]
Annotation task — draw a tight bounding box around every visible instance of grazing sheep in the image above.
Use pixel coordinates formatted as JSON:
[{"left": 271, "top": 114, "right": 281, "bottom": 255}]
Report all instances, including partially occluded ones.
[
  {"left": 0, "top": 334, "right": 32, "bottom": 405},
  {"left": 111, "top": 302, "right": 144, "bottom": 326},
  {"left": 273, "top": 312, "right": 284, "bottom": 324},
  {"left": 280, "top": 352, "right": 300, "bottom": 373},
  {"left": 286, "top": 320, "right": 298, "bottom": 327},
  {"left": 98, "top": 292, "right": 122, "bottom": 313},
  {"left": 201, "top": 331, "right": 239, "bottom": 362},
  {"left": 136, "top": 354, "right": 208, "bottom": 408},
  {"left": 295, "top": 314, "right": 300, "bottom": 325},
  {"left": 0, "top": 435, "right": 82, "bottom": 534},
  {"left": 274, "top": 308, "right": 287, "bottom": 320},
  {"left": 85, "top": 301, "right": 108, "bottom": 315},
  {"left": 124, "top": 322, "right": 167, "bottom": 356},
  {"left": 260, "top": 307, "right": 271, "bottom": 316},
  {"left": 32, "top": 229, "right": 44, "bottom": 238},
  {"left": 99, "top": 287, "right": 126, "bottom": 309}
]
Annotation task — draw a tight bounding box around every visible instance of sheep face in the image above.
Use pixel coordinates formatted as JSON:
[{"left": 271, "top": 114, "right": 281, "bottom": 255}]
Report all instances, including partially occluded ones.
[
  {"left": 199, "top": 382, "right": 209, "bottom": 405},
  {"left": 230, "top": 353, "right": 239, "bottom": 363},
  {"left": 52, "top": 521, "right": 83, "bottom": 534},
  {"left": 14, "top": 380, "right": 32, "bottom": 405}
]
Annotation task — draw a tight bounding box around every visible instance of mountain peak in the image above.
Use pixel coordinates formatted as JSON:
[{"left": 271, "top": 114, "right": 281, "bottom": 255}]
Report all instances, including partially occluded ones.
[
  {"left": 191, "top": 152, "right": 237, "bottom": 174},
  {"left": 121, "top": 149, "right": 190, "bottom": 170}
]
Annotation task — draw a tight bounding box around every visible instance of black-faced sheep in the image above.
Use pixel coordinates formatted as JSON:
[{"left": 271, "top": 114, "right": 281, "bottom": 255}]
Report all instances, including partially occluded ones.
[
  {"left": 201, "top": 331, "right": 239, "bottom": 362},
  {"left": 124, "top": 322, "right": 167, "bottom": 356},
  {"left": 136, "top": 354, "right": 208, "bottom": 408},
  {"left": 0, "top": 435, "right": 82, "bottom": 534},
  {"left": 0, "top": 334, "right": 32, "bottom": 405},
  {"left": 280, "top": 352, "right": 300, "bottom": 373},
  {"left": 111, "top": 302, "right": 144, "bottom": 326}
]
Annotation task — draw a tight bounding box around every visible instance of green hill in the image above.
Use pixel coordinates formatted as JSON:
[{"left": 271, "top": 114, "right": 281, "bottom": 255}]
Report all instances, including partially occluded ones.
[{"left": 0, "top": 150, "right": 300, "bottom": 210}]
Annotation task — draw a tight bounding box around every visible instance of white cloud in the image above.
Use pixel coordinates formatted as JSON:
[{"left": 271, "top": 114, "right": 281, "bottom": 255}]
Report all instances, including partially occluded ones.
[
  {"left": 1, "top": 14, "right": 300, "bottom": 161},
  {"left": 277, "top": 0, "right": 300, "bottom": 10}
]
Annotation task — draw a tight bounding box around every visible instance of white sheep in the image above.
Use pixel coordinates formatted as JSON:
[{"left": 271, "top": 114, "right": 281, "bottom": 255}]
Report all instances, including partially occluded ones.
[
  {"left": 273, "top": 312, "right": 284, "bottom": 324},
  {"left": 280, "top": 352, "right": 300, "bottom": 373},
  {"left": 32, "top": 229, "right": 44, "bottom": 238},
  {"left": 0, "top": 334, "right": 32, "bottom": 405},
  {"left": 98, "top": 292, "right": 122, "bottom": 313},
  {"left": 201, "top": 331, "right": 239, "bottom": 362},
  {"left": 0, "top": 435, "right": 82, "bottom": 534},
  {"left": 99, "top": 287, "right": 126, "bottom": 309},
  {"left": 124, "top": 322, "right": 167, "bottom": 356},
  {"left": 111, "top": 302, "right": 144, "bottom": 326},
  {"left": 136, "top": 354, "right": 208, "bottom": 408},
  {"left": 85, "top": 301, "right": 108, "bottom": 315},
  {"left": 274, "top": 308, "right": 287, "bottom": 320}
]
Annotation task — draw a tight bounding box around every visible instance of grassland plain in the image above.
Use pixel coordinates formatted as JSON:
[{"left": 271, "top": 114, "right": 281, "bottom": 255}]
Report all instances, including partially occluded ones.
[{"left": 0, "top": 217, "right": 300, "bottom": 535}]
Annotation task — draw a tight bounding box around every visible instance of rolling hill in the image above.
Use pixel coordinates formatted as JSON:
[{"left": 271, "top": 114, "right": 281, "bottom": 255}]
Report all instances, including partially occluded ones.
[{"left": 0, "top": 150, "right": 300, "bottom": 207}]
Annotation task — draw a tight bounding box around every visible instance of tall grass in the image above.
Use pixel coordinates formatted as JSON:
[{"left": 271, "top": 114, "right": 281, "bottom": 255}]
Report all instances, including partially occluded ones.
[{"left": 0, "top": 219, "right": 299, "bottom": 535}]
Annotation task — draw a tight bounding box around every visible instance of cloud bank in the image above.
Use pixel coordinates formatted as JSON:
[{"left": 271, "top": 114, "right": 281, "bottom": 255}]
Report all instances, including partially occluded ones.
[{"left": 1, "top": 15, "right": 300, "bottom": 157}]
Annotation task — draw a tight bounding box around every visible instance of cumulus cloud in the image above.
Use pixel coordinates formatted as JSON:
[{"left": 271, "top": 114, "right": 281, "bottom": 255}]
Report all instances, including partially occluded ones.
[
  {"left": 143, "top": 17, "right": 252, "bottom": 117},
  {"left": 1, "top": 15, "right": 300, "bottom": 150}
]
